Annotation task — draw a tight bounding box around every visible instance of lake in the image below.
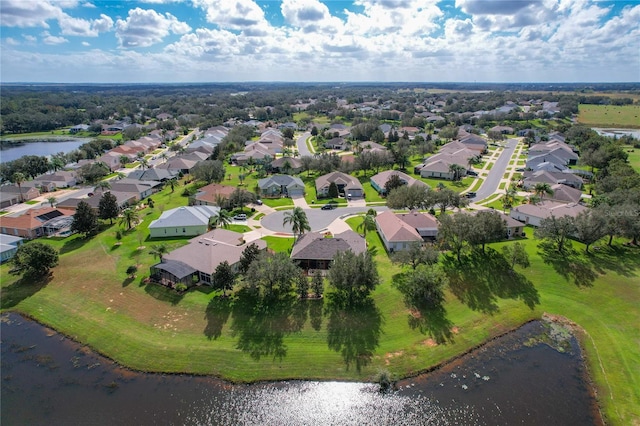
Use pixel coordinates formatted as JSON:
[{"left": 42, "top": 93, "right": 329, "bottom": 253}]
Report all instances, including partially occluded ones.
[
  {"left": 1, "top": 313, "right": 602, "bottom": 425},
  {"left": 0, "top": 138, "right": 90, "bottom": 163}
]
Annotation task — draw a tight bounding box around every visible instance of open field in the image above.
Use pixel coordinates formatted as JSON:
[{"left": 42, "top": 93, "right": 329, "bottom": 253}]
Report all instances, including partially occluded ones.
[
  {"left": 578, "top": 104, "right": 640, "bottom": 128},
  {"left": 623, "top": 145, "right": 640, "bottom": 173},
  {"left": 1, "top": 199, "right": 639, "bottom": 423}
]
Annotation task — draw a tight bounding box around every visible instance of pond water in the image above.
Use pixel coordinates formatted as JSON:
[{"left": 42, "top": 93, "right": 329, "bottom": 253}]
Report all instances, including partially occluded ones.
[
  {"left": 1, "top": 313, "right": 602, "bottom": 425},
  {"left": 593, "top": 128, "right": 640, "bottom": 139},
  {"left": 0, "top": 138, "right": 90, "bottom": 163}
]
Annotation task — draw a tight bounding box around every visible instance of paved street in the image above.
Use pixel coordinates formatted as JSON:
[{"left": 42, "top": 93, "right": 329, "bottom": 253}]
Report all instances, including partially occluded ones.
[
  {"left": 471, "top": 138, "right": 519, "bottom": 202},
  {"left": 261, "top": 205, "right": 388, "bottom": 234},
  {"left": 296, "top": 132, "right": 313, "bottom": 157}
]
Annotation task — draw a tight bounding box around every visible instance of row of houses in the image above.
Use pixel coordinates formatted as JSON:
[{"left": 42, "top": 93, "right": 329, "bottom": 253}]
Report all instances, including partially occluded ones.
[{"left": 521, "top": 133, "right": 586, "bottom": 190}]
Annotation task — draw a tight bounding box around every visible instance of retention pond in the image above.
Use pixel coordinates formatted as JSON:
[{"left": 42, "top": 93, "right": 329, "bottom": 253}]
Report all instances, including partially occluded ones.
[{"left": 1, "top": 313, "right": 602, "bottom": 425}]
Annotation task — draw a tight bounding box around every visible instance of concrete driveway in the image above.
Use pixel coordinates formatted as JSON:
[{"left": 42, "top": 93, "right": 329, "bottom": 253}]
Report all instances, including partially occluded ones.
[{"left": 261, "top": 205, "right": 388, "bottom": 233}]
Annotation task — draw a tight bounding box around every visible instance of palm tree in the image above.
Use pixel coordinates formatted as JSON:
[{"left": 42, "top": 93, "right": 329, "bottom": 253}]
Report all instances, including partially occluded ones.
[
  {"left": 139, "top": 157, "right": 149, "bottom": 170},
  {"left": 209, "top": 209, "right": 233, "bottom": 229},
  {"left": 502, "top": 184, "right": 517, "bottom": 213},
  {"left": 283, "top": 207, "right": 311, "bottom": 241},
  {"left": 436, "top": 182, "right": 446, "bottom": 191},
  {"left": 115, "top": 172, "right": 126, "bottom": 180},
  {"left": 119, "top": 155, "right": 129, "bottom": 169},
  {"left": 11, "top": 172, "right": 25, "bottom": 202},
  {"left": 94, "top": 180, "right": 111, "bottom": 193},
  {"left": 533, "top": 182, "right": 554, "bottom": 200},
  {"left": 119, "top": 207, "right": 140, "bottom": 230},
  {"left": 357, "top": 213, "right": 376, "bottom": 238},
  {"left": 47, "top": 196, "right": 57, "bottom": 208},
  {"left": 449, "top": 164, "right": 466, "bottom": 181},
  {"left": 149, "top": 244, "right": 168, "bottom": 261}
]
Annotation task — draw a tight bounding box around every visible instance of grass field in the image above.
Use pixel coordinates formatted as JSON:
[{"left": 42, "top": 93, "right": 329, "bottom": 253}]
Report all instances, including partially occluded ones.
[
  {"left": 578, "top": 104, "right": 640, "bottom": 128},
  {"left": 623, "top": 145, "right": 640, "bottom": 173},
  {"left": 1, "top": 196, "right": 638, "bottom": 423}
]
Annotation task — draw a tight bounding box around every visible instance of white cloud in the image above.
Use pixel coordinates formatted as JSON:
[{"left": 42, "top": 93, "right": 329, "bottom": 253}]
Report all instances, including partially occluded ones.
[
  {"left": 5, "top": 37, "right": 20, "bottom": 46},
  {"left": 58, "top": 13, "right": 113, "bottom": 36},
  {"left": 82, "top": 41, "right": 90, "bottom": 46},
  {"left": 192, "top": 0, "right": 269, "bottom": 30},
  {"left": 0, "top": 0, "right": 62, "bottom": 28},
  {"left": 281, "top": 0, "right": 341, "bottom": 33},
  {"left": 41, "top": 31, "right": 69, "bottom": 45},
  {"left": 115, "top": 7, "right": 191, "bottom": 48},
  {"left": 81, "top": 2, "right": 96, "bottom": 8},
  {"left": 345, "top": 0, "right": 443, "bottom": 36},
  {"left": 23, "top": 35, "right": 37, "bottom": 44}
]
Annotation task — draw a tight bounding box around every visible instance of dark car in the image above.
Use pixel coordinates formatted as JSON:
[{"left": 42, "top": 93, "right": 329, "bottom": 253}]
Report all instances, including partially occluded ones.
[
  {"left": 467, "top": 170, "right": 478, "bottom": 176},
  {"left": 321, "top": 203, "right": 336, "bottom": 210},
  {"left": 465, "top": 192, "right": 477, "bottom": 198}
]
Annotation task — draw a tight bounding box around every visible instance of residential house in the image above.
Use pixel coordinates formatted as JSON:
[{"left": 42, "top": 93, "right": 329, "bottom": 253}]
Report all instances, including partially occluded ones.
[
  {"left": 0, "top": 234, "right": 24, "bottom": 263},
  {"left": 457, "top": 130, "right": 488, "bottom": 153},
  {"left": 325, "top": 137, "right": 350, "bottom": 150},
  {"left": 128, "top": 168, "right": 179, "bottom": 183},
  {"left": 0, "top": 185, "right": 40, "bottom": 208},
  {"left": 370, "top": 170, "right": 428, "bottom": 195},
  {"left": 357, "top": 141, "right": 388, "bottom": 154},
  {"left": 157, "top": 156, "right": 200, "bottom": 174},
  {"left": 270, "top": 157, "right": 303, "bottom": 174},
  {"left": 549, "top": 184, "right": 583, "bottom": 204},
  {"left": 258, "top": 175, "right": 305, "bottom": 198},
  {"left": 510, "top": 201, "right": 588, "bottom": 227},
  {"left": 191, "top": 183, "right": 236, "bottom": 206},
  {"left": 69, "top": 124, "right": 89, "bottom": 134},
  {"left": 395, "top": 211, "right": 439, "bottom": 241},
  {"left": 290, "top": 230, "right": 366, "bottom": 272},
  {"left": 374, "top": 210, "right": 424, "bottom": 252},
  {"left": 0, "top": 207, "right": 73, "bottom": 239},
  {"left": 148, "top": 206, "right": 220, "bottom": 238},
  {"left": 490, "top": 125, "right": 514, "bottom": 134},
  {"left": 108, "top": 179, "right": 162, "bottom": 200},
  {"left": 31, "top": 171, "right": 79, "bottom": 191},
  {"left": 150, "top": 229, "right": 267, "bottom": 288},
  {"left": 57, "top": 191, "right": 134, "bottom": 213},
  {"left": 471, "top": 209, "right": 523, "bottom": 239},
  {"left": 522, "top": 170, "right": 583, "bottom": 189},
  {"left": 315, "top": 171, "right": 364, "bottom": 198}
]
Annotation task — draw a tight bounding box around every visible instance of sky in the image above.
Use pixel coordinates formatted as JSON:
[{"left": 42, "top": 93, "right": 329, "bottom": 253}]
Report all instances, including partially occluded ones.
[{"left": 0, "top": 0, "right": 638, "bottom": 83}]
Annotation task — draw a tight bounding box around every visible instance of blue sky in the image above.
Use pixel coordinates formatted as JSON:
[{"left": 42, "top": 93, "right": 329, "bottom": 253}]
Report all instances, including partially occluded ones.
[{"left": 1, "top": 0, "right": 638, "bottom": 83}]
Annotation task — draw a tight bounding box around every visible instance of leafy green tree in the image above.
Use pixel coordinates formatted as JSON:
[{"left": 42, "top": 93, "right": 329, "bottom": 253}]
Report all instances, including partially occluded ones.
[
  {"left": 238, "top": 243, "right": 261, "bottom": 275},
  {"left": 47, "top": 196, "right": 57, "bottom": 208},
  {"left": 229, "top": 187, "right": 255, "bottom": 212},
  {"left": 192, "top": 160, "right": 226, "bottom": 184},
  {"left": 212, "top": 260, "right": 236, "bottom": 297},
  {"left": 501, "top": 242, "right": 530, "bottom": 269},
  {"left": 386, "top": 185, "right": 434, "bottom": 210},
  {"left": 502, "top": 184, "right": 517, "bottom": 213},
  {"left": 448, "top": 164, "right": 466, "bottom": 181},
  {"left": 312, "top": 271, "right": 324, "bottom": 298},
  {"left": 78, "top": 162, "right": 110, "bottom": 184},
  {"left": 119, "top": 207, "right": 140, "bottom": 230},
  {"left": 468, "top": 210, "right": 507, "bottom": 252},
  {"left": 126, "top": 265, "right": 138, "bottom": 278},
  {"left": 391, "top": 242, "right": 439, "bottom": 270},
  {"left": 384, "top": 173, "right": 404, "bottom": 194},
  {"left": 283, "top": 207, "right": 311, "bottom": 241},
  {"left": 297, "top": 270, "right": 310, "bottom": 299},
  {"left": 393, "top": 264, "right": 448, "bottom": 308},
  {"left": 535, "top": 215, "right": 576, "bottom": 253},
  {"left": 328, "top": 251, "right": 379, "bottom": 304},
  {"left": 438, "top": 212, "right": 474, "bottom": 264},
  {"left": 209, "top": 209, "right": 233, "bottom": 229},
  {"left": 98, "top": 192, "right": 119, "bottom": 224},
  {"left": 71, "top": 200, "right": 99, "bottom": 237},
  {"left": 11, "top": 242, "right": 59, "bottom": 278},
  {"left": 435, "top": 188, "right": 467, "bottom": 214},
  {"left": 328, "top": 182, "right": 339, "bottom": 199},
  {"left": 244, "top": 252, "right": 300, "bottom": 296},
  {"left": 573, "top": 209, "right": 607, "bottom": 253}
]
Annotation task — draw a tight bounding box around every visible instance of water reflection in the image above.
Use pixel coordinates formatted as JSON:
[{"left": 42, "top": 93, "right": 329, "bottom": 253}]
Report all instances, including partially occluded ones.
[{"left": 1, "top": 314, "right": 601, "bottom": 425}]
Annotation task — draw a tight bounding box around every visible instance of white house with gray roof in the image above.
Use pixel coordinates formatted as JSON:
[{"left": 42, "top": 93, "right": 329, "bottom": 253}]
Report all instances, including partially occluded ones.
[
  {"left": 258, "top": 175, "right": 305, "bottom": 198},
  {"left": 148, "top": 205, "right": 220, "bottom": 238}
]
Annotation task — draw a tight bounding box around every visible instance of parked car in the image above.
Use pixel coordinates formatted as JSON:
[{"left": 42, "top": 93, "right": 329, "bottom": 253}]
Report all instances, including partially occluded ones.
[
  {"left": 321, "top": 203, "right": 336, "bottom": 210},
  {"left": 255, "top": 199, "right": 263, "bottom": 205},
  {"left": 465, "top": 192, "right": 477, "bottom": 198},
  {"left": 516, "top": 168, "right": 525, "bottom": 172},
  {"left": 233, "top": 214, "right": 247, "bottom": 220},
  {"left": 467, "top": 170, "right": 478, "bottom": 176}
]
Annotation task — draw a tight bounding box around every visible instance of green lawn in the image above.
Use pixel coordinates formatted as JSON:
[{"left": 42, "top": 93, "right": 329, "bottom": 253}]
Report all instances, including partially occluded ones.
[
  {"left": 578, "top": 104, "right": 640, "bottom": 128},
  {"left": 1, "top": 197, "right": 638, "bottom": 424},
  {"left": 262, "top": 197, "right": 294, "bottom": 208},
  {"left": 623, "top": 146, "right": 640, "bottom": 173}
]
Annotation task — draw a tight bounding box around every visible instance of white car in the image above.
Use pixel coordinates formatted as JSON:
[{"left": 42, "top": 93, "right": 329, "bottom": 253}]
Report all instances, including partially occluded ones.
[{"left": 233, "top": 214, "right": 247, "bottom": 221}]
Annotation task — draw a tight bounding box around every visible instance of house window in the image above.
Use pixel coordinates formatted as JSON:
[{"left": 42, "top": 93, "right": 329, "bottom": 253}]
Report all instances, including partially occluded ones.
[{"left": 183, "top": 228, "right": 186, "bottom": 233}]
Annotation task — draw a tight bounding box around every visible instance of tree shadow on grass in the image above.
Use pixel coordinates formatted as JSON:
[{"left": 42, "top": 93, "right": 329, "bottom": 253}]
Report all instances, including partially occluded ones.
[
  {"left": 587, "top": 245, "right": 639, "bottom": 278},
  {"left": 230, "top": 288, "right": 306, "bottom": 361},
  {"left": 143, "top": 282, "right": 184, "bottom": 306},
  {"left": 59, "top": 235, "right": 93, "bottom": 255},
  {"left": 1, "top": 273, "right": 52, "bottom": 309},
  {"left": 325, "top": 295, "right": 383, "bottom": 372},
  {"left": 408, "top": 304, "right": 455, "bottom": 345},
  {"left": 309, "top": 297, "right": 324, "bottom": 331},
  {"left": 538, "top": 242, "right": 598, "bottom": 287},
  {"left": 443, "top": 249, "right": 540, "bottom": 314},
  {"left": 204, "top": 296, "right": 232, "bottom": 340}
]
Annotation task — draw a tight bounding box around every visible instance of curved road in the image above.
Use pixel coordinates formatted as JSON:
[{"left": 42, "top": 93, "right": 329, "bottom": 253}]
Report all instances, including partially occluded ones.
[
  {"left": 296, "top": 132, "right": 313, "bottom": 157},
  {"left": 471, "top": 138, "right": 519, "bottom": 202},
  {"left": 261, "top": 206, "right": 388, "bottom": 233}
]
